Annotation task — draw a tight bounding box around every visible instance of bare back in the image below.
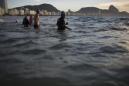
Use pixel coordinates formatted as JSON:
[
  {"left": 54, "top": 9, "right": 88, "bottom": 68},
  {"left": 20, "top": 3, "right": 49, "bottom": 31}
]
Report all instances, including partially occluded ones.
[{"left": 34, "top": 14, "right": 40, "bottom": 25}]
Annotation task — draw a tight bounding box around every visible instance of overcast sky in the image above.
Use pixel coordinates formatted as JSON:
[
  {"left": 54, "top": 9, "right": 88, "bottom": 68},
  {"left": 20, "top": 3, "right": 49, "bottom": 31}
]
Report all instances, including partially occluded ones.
[{"left": 8, "top": 0, "right": 129, "bottom": 12}]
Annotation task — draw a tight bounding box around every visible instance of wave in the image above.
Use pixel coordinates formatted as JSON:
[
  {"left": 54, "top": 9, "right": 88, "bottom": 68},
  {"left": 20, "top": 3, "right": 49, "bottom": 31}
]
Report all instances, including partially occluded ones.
[
  {"left": 22, "top": 49, "right": 46, "bottom": 55},
  {"left": 13, "top": 40, "right": 37, "bottom": 47},
  {"left": 65, "top": 63, "right": 98, "bottom": 71},
  {"left": 110, "top": 27, "right": 127, "bottom": 31},
  {"left": 0, "top": 57, "right": 23, "bottom": 63},
  {"left": 0, "top": 38, "right": 18, "bottom": 44},
  {"left": 0, "top": 77, "right": 74, "bottom": 86},
  {"left": 99, "top": 45, "right": 128, "bottom": 54},
  {"left": 0, "top": 19, "right": 4, "bottom": 22},
  {"left": 49, "top": 43, "right": 72, "bottom": 50}
]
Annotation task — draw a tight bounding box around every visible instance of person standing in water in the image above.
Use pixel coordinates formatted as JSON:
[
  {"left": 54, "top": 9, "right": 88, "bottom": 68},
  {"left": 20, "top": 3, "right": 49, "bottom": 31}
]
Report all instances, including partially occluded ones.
[
  {"left": 34, "top": 10, "right": 40, "bottom": 32},
  {"left": 57, "top": 11, "right": 70, "bottom": 31},
  {"left": 22, "top": 16, "right": 29, "bottom": 27},
  {"left": 29, "top": 15, "right": 33, "bottom": 25}
]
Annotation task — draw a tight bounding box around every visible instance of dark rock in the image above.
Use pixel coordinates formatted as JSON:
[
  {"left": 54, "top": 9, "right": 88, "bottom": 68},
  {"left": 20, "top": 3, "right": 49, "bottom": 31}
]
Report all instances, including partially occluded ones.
[{"left": 109, "top": 5, "right": 119, "bottom": 13}]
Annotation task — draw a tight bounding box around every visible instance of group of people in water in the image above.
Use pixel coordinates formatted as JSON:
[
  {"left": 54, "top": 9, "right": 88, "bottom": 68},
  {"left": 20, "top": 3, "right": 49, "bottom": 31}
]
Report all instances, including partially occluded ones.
[
  {"left": 22, "top": 10, "right": 40, "bottom": 32},
  {"left": 22, "top": 10, "right": 70, "bottom": 32}
]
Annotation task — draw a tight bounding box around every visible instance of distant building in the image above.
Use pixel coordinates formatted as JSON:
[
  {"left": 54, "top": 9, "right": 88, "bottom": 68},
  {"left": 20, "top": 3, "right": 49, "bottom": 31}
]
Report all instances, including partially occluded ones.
[
  {"left": 67, "top": 9, "right": 73, "bottom": 16},
  {"left": 56, "top": 12, "right": 60, "bottom": 16},
  {"left": 25, "top": 8, "right": 30, "bottom": 15},
  {"left": 44, "top": 10, "right": 49, "bottom": 16},
  {"left": 8, "top": 9, "right": 19, "bottom": 16},
  {"left": 29, "top": 10, "right": 35, "bottom": 15},
  {"left": 14, "top": 9, "right": 19, "bottom": 15},
  {"left": 0, "top": 0, "right": 8, "bottom": 14},
  {"left": 48, "top": 12, "right": 52, "bottom": 16},
  {"left": 19, "top": 9, "right": 24, "bottom": 16},
  {"left": 51, "top": 12, "right": 56, "bottom": 16},
  {"left": 0, "top": 6, "right": 2, "bottom": 15},
  {"left": 0, "top": 6, "right": 5, "bottom": 15}
]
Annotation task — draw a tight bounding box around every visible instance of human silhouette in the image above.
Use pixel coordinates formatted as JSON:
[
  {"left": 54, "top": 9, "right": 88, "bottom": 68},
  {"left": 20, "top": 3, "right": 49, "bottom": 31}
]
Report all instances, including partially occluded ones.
[
  {"left": 22, "top": 16, "right": 29, "bottom": 27},
  {"left": 29, "top": 15, "right": 33, "bottom": 25},
  {"left": 57, "top": 11, "right": 71, "bottom": 31},
  {"left": 34, "top": 10, "right": 40, "bottom": 32}
]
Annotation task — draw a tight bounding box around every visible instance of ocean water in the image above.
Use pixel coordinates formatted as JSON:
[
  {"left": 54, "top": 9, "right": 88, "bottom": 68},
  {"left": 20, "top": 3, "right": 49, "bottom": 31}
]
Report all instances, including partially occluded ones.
[{"left": 0, "top": 16, "right": 129, "bottom": 86}]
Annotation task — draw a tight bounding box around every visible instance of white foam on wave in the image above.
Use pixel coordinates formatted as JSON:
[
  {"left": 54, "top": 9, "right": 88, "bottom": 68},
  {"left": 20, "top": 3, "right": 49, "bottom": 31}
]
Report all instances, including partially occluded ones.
[{"left": 0, "top": 19, "right": 4, "bottom": 22}]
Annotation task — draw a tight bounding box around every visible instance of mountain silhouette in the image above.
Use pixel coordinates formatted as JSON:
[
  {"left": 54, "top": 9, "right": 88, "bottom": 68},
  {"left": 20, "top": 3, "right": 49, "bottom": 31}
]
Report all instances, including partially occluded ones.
[
  {"left": 11, "top": 3, "right": 59, "bottom": 12},
  {"left": 77, "top": 5, "right": 129, "bottom": 16},
  {"left": 109, "top": 5, "right": 119, "bottom": 13},
  {"left": 77, "top": 7, "right": 100, "bottom": 13},
  {"left": 10, "top": 4, "right": 129, "bottom": 16}
]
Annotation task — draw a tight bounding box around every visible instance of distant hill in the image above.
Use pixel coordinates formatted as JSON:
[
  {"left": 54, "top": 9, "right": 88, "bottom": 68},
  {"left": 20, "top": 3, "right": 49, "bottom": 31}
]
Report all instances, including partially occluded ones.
[
  {"left": 9, "top": 4, "right": 129, "bottom": 16},
  {"left": 10, "top": 3, "right": 59, "bottom": 12},
  {"left": 77, "top": 7, "right": 100, "bottom": 13},
  {"left": 77, "top": 5, "right": 129, "bottom": 16},
  {"left": 109, "top": 5, "right": 119, "bottom": 13}
]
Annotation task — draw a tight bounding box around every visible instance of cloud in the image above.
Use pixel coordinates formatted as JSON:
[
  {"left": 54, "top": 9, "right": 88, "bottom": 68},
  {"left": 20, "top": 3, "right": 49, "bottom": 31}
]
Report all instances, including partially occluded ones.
[{"left": 33, "top": 0, "right": 42, "bottom": 4}]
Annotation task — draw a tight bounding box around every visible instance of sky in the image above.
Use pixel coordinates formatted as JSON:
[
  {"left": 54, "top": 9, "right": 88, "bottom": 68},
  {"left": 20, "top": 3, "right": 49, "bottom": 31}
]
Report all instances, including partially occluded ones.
[{"left": 8, "top": 0, "right": 129, "bottom": 12}]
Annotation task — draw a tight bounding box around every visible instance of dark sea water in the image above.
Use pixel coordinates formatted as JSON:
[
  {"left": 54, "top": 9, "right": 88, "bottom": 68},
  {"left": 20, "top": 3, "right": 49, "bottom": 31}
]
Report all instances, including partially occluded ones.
[{"left": 0, "top": 16, "right": 129, "bottom": 86}]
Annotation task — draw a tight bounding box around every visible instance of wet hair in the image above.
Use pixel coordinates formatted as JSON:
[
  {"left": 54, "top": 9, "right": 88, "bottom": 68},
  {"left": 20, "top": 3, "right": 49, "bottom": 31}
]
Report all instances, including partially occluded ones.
[
  {"left": 61, "top": 11, "right": 65, "bottom": 17},
  {"left": 36, "top": 9, "right": 40, "bottom": 14}
]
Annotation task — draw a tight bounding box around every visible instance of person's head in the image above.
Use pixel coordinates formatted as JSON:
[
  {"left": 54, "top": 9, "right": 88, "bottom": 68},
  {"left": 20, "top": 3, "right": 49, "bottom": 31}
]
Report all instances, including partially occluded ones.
[
  {"left": 36, "top": 9, "right": 40, "bottom": 14},
  {"left": 61, "top": 11, "right": 65, "bottom": 18},
  {"left": 25, "top": 15, "right": 27, "bottom": 18}
]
